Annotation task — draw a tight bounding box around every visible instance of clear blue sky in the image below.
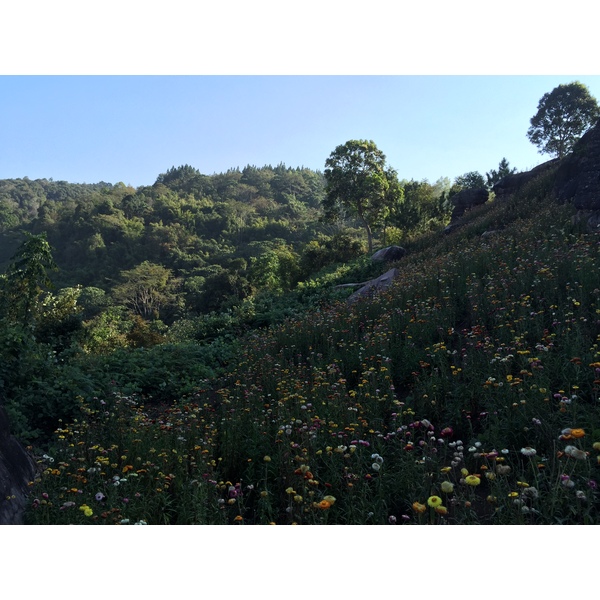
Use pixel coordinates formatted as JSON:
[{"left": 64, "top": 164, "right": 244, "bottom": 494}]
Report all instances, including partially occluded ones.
[{"left": 1, "top": 75, "right": 600, "bottom": 188}]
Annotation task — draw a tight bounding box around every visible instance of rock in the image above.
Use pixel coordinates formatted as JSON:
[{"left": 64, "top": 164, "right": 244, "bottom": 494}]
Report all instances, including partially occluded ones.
[
  {"left": 554, "top": 119, "right": 600, "bottom": 210},
  {"left": 348, "top": 268, "right": 400, "bottom": 303},
  {"left": 370, "top": 245, "right": 407, "bottom": 262},
  {"left": 0, "top": 404, "right": 37, "bottom": 525},
  {"left": 493, "top": 159, "right": 559, "bottom": 201},
  {"left": 450, "top": 188, "right": 489, "bottom": 221},
  {"left": 481, "top": 230, "right": 500, "bottom": 239}
]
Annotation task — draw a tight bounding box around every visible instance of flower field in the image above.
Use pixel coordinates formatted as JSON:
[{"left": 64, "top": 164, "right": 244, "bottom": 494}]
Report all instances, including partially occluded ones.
[{"left": 25, "top": 182, "right": 600, "bottom": 524}]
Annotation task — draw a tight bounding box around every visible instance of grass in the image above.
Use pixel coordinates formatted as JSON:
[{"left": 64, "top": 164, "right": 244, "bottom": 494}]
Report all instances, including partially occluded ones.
[{"left": 24, "top": 184, "right": 600, "bottom": 524}]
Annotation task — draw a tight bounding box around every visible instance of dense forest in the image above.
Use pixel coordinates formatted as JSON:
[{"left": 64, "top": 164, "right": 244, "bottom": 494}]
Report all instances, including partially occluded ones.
[{"left": 0, "top": 162, "right": 465, "bottom": 445}]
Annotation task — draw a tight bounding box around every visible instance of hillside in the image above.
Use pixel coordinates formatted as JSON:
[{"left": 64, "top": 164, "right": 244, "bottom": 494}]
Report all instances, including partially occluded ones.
[
  {"left": 2, "top": 116, "right": 600, "bottom": 524},
  {"left": 3, "top": 150, "right": 597, "bottom": 525}
]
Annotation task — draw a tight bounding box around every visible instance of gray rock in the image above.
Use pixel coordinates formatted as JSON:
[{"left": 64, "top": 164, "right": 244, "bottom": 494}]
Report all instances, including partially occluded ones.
[
  {"left": 0, "top": 404, "right": 37, "bottom": 525},
  {"left": 348, "top": 268, "right": 400, "bottom": 303},
  {"left": 554, "top": 119, "right": 600, "bottom": 210},
  {"left": 370, "top": 246, "right": 407, "bottom": 262},
  {"left": 493, "top": 159, "right": 559, "bottom": 201},
  {"left": 450, "top": 188, "right": 489, "bottom": 221}
]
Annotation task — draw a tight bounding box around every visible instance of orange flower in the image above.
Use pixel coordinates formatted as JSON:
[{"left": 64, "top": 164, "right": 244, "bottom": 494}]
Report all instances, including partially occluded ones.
[
  {"left": 570, "top": 428, "right": 585, "bottom": 438},
  {"left": 412, "top": 501, "right": 426, "bottom": 514},
  {"left": 317, "top": 500, "right": 332, "bottom": 509},
  {"left": 233, "top": 515, "right": 243, "bottom": 522},
  {"left": 435, "top": 505, "right": 448, "bottom": 515},
  {"left": 122, "top": 465, "right": 134, "bottom": 473}
]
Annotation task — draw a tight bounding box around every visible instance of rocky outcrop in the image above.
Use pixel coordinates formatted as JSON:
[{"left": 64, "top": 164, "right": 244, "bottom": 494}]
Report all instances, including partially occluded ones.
[
  {"left": 347, "top": 268, "right": 400, "bottom": 303},
  {"left": 554, "top": 119, "right": 600, "bottom": 210},
  {"left": 371, "top": 245, "right": 406, "bottom": 262},
  {"left": 492, "top": 159, "right": 559, "bottom": 201},
  {"left": 0, "top": 404, "right": 37, "bottom": 525},
  {"left": 450, "top": 187, "right": 489, "bottom": 221}
]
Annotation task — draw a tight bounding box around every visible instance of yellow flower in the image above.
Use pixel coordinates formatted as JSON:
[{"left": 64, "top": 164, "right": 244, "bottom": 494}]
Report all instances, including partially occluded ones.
[
  {"left": 460, "top": 468, "right": 469, "bottom": 477},
  {"left": 322, "top": 495, "right": 336, "bottom": 505},
  {"left": 285, "top": 487, "right": 295, "bottom": 495},
  {"left": 465, "top": 475, "right": 481, "bottom": 486},
  {"left": 440, "top": 481, "right": 454, "bottom": 494},
  {"left": 440, "top": 467, "right": 452, "bottom": 473},
  {"left": 427, "top": 495, "right": 443, "bottom": 508},
  {"left": 263, "top": 455, "right": 271, "bottom": 462},
  {"left": 593, "top": 442, "right": 600, "bottom": 451},
  {"left": 412, "top": 501, "right": 426, "bottom": 514}
]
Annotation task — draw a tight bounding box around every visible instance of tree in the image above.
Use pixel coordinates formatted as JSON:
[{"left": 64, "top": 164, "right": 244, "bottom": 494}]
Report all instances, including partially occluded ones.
[
  {"left": 486, "top": 158, "right": 517, "bottom": 189},
  {"left": 323, "top": 140, "right": 402, "bottom": 253},
  {"left": 527, "top": 82, "right": 600, "bottom": 159},
  {"left": 453, "top": 171, "right": 486, "bottom": 190},
  {"left": 112, "top": 261, "right": 180, "bottom": 321},
  {"left": 1, "top": 232, "right": 57, "bottom": 325}
]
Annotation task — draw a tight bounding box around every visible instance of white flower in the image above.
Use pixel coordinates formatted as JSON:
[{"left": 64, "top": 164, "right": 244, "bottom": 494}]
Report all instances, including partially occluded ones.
[
  {"left": 565, "top": 445, "right": 587, "bottom": 460},
  {"left": 520, "top": 447, "right": 537, "bottom": 457},
  {"left": 371, "top": 463, "right": 381, "bottom": 472}
]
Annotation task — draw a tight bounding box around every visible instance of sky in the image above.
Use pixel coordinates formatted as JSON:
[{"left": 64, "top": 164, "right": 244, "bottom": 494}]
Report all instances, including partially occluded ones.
[{"left": 2, "top": 74, "right": 600, "bottom": 188}]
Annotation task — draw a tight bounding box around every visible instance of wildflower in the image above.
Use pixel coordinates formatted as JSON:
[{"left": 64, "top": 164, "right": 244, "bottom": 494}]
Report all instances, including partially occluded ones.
[
  {"left": 285, "top": 487, "right": 295, "bottom": 495},
  {"left": 560, "top": 475, "right": 575, "bottom": 488},
  {"left": 520, "top": 447, "right": 537, "bottom": 457},
  {"left": 233, "top": 515, "right": 243, "bottom": 522},
  {"left": 388, "top": 515, "right": 397, "bottom": 524},
  {"left": 263, "top": 455, "right": 271, "bottom": 462},
  {"left": 79, "top": 504, "right": 93, "bottom": 517},
  {"left": 371, "top": 463, "right": 381, "bottom": 472},
  {"left": 570, "top": 429, "right": 586, "bottom": 438},
  {"left": 593, "top": 442, "right": 600, "bottom": 451},
  {"left": 522, "top": 487, "right": 539, "bottom": 500},
  {"left": 440, "top": 481, "right": 454, "bottom": 494},
  {"left": 412, "top": 501, "right": 426, "bottom": 514},
  {"left": 120, "top": 519, "right": 130, "bottom": 524},
  {"left": 496, "top": 464, "right": 511, "bottom": 475},
  {"left": 565, "top": 445, "right": 587, "bottom": 460},
  {"left": 317, "top": 500, "right": 332, "bottom": 509},
  {"left": 323, "top": 495, "right": 336, "bottom": 505},
  {"left": 427, "top": 495, "right": 443, "bottom": 508},
  {"left": 435, "top": 505, "right": 448, "bottom": 515},
  {"left": 95, "top": 492, "right": 105, "bottom": 502},
  {"left": 575, "top": 491, "right": 587, "bottom": 501},
  {"left": 465, "top": 475, "right": 481, "bottom": 486}
]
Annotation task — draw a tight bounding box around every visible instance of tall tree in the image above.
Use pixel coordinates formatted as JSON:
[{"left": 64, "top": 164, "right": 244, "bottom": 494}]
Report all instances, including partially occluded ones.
[
  {"left": 1, "top": 232, "right": 57, "bottom": 325},
  {"left": 527, "top": 82, "right": 600, "bottom": 159},
  {"left": 323, "top": 140, "right": 402, "bottom": 253},
  {"left": 112, "top": 261, "right": 179, "bottom": 321}
]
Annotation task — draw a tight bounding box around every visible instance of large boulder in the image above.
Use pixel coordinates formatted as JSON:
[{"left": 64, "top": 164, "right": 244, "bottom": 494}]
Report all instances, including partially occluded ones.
[
  {"left": 370, "top": 245, "right": 407, "bottom": 262},
  {"left": 450, "top": 187, "right": 489, "bottom": 221},
  {"left": 348, "top": 268, "right": 400, "bottom": 303},
  {"left": 493, "top": 159, "right": 559, "bottom": 201},
  {"left": 0, "top": 404, "right": 37, "bottom": 525},
  {"left": 554, "top": 119, "right": 600, "bottom": 210}
]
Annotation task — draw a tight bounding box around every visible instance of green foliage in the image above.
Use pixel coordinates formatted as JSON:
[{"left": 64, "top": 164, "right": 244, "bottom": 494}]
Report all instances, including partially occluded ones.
[
  {"left": 527, "top": 81, "right": 600, "bottom": 158},
  {"left": 323, "top": 140, "right": 403, "bottom": 253},
  {"left": 112, "top": 261, "right": 181, "bottom": 321},
  {"left": 453, "top": 171, "right": 486, "bottom": 190}
]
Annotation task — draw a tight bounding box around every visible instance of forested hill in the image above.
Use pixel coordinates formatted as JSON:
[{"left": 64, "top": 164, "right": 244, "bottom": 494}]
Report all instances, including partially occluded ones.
[{"left": 0, "top": 163, "right": 451, "bottom": 325}]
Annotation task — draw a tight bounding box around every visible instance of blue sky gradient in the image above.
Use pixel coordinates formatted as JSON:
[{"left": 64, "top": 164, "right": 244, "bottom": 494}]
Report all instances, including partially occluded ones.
[{"left": 2, "top": 75, "right": 600, "bottom": 188}]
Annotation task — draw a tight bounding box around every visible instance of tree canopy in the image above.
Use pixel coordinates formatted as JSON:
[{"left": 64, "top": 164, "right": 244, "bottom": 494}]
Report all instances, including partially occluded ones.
[
  {"left": 527, "top": 81, "right": 600, "bottom": 159},
  {"left": 323, "top": 140, "right": 402, "bottom": 253}
]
